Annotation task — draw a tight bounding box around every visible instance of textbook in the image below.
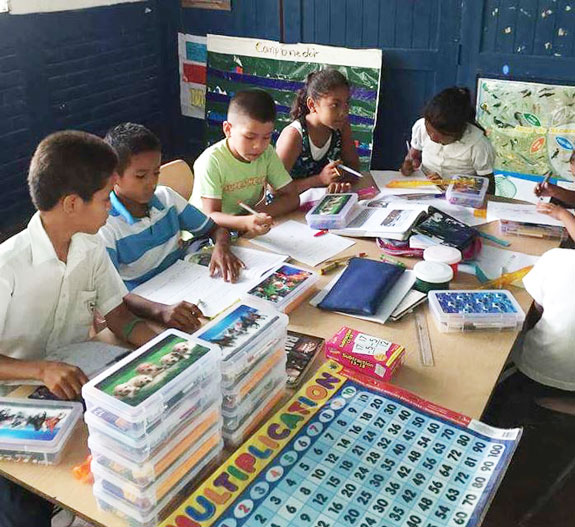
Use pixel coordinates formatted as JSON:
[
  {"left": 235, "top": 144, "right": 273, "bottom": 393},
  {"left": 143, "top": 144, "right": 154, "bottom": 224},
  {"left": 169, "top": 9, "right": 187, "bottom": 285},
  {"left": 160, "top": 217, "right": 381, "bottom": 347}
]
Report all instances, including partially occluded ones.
[{"left": 331, "top": 205, "right": 427, "bottom": 240}]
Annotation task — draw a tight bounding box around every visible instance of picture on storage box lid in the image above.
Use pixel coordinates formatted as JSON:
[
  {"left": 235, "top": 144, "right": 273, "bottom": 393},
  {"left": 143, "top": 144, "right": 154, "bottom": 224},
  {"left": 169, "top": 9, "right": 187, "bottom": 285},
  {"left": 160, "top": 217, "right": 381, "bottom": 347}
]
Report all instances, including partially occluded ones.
[
  {"left": 0, "top": 402, "right": 72, "bottom": 442},
  {"left": 247, "top": 265, "right": 313, "bottom": 304},
  {"left": 198, "top": 304, "right": 275, "bottom": 351},
  {"left": 95, "top": 334, "right": 211, "bottom": 406},
  {"left": 311, "top": 194, "right": 351, "bottom": 215}
]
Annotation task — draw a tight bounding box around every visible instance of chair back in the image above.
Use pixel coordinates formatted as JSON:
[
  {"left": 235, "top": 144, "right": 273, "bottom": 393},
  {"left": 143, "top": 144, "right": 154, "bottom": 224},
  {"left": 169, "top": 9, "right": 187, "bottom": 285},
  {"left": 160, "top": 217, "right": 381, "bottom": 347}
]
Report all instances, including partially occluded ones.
[{"left": 158, "top": 159, "right": 194, "bottom": 201}]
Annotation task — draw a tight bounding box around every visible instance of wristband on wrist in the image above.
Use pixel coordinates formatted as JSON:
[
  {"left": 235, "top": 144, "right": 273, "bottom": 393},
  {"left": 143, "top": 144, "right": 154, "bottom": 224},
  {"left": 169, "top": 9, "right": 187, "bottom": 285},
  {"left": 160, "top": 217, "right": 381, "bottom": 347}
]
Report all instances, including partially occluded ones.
[{"left": 122, "top": 317, "right": 146, "bottom": 341}]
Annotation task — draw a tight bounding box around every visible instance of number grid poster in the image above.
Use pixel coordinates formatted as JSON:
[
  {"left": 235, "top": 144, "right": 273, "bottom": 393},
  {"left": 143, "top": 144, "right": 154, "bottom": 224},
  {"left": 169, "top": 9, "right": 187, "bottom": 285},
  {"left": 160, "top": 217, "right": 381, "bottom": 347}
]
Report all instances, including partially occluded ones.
[
  {"left": 161, "top": 361, "right": 521, "bottom": 527},
  {"left": 205, "top": 35, "right": 382, "bottom": 170},
  {"left": 477, "top": 78, "right": 575, "bottom": 201}
]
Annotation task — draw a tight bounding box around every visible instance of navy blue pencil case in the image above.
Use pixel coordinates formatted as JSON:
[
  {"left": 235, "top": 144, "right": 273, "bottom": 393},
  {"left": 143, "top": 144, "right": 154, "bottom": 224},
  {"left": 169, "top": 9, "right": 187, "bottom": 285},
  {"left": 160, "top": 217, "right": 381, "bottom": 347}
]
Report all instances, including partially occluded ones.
[{"left": 317, "top": 258, "right": 404, "bottom": 316}]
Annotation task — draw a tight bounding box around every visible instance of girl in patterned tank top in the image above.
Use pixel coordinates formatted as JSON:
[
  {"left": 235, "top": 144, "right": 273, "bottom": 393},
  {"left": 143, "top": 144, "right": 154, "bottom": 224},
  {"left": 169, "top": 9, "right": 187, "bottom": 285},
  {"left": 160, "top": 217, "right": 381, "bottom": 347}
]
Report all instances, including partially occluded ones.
[{"left": 276, "top": 69, "right": 360, "bottom": 195}]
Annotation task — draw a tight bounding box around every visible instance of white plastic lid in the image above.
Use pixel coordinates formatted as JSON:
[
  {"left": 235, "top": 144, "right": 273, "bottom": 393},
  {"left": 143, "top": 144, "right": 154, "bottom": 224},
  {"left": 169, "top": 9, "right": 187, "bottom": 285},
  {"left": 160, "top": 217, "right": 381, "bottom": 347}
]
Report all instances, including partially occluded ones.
[
  {"left": 423, "top": 245, "right": 462, "bottom": 265},
  {"left": 414, "top": 261, "right": 454, "bottom": 284}
]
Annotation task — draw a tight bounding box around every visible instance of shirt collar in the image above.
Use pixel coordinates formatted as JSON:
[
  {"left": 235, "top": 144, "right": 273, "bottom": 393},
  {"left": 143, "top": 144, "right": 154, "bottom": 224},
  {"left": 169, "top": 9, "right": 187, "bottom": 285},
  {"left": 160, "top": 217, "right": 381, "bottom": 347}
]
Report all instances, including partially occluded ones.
[
  {"left": 28, "top": 212, "right": 59, "bottom": 266},
  {"left": 110, "top": 191, "right": 165, "bottom": 225}
]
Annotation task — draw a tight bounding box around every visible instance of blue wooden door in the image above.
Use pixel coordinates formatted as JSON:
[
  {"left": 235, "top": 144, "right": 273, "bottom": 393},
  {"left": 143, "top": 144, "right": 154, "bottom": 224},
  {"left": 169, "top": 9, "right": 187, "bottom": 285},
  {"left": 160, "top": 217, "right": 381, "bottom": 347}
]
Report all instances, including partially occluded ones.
[
  {"left": 281, "top": 0, "right": 464, "bottom": 170},
  {"left": 459, "top": 1, "right": 575, "bottom": 88}
]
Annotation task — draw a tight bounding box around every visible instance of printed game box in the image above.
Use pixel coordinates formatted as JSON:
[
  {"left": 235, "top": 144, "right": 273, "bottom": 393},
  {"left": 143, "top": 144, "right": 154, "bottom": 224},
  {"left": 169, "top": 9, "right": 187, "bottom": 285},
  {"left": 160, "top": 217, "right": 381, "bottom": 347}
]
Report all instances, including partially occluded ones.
[
  {"left": 325, "top": 326, "right": 405, "bottom": 383},
  {"left": 305, "top": 192, "right": 359, "bottom": 230},
  {"left": 285, "top": 331, "right": 325, "bottom": 388},
  {"left": 0, "top": 398, "right": 83, "bottom": 464},
  {"left": 428, "top": 290, "right": 525, "bottom": 332},
  {"left": 245, "top": 264, "right": 319, "bottom": 313},
  {"left": 82, "top": 329, "right": 220, "bottom": 430}
]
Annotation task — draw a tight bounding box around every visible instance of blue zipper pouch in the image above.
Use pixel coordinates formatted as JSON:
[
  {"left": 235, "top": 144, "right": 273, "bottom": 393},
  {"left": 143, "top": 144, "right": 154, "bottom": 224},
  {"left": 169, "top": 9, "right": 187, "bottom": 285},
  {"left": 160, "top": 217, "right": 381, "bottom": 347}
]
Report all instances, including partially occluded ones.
[{"left": 317, "top": 258, "right": 404, "bottom": 316}]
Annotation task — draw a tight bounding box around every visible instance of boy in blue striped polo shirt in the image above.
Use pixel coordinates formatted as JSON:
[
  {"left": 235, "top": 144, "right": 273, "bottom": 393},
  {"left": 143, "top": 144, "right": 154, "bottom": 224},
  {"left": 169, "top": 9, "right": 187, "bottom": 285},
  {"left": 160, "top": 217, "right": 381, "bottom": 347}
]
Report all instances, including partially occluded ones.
[{"left": 99, "top": 123, "right": 243, "bottom": 332}]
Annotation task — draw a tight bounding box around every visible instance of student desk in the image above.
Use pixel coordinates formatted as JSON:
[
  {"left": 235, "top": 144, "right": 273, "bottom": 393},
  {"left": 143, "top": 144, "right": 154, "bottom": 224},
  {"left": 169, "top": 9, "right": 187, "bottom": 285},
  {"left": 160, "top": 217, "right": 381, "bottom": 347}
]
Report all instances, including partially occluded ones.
[{"left": 0, "top": 203, "right": 559, "bottom": 527}]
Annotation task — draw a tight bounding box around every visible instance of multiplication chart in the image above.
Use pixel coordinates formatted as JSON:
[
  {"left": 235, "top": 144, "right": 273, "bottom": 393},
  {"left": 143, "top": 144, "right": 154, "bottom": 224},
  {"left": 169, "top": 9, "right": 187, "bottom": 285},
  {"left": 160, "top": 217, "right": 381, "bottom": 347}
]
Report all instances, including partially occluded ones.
[{"left": 162, "top": 362, "right": 520, "bottom": 527}]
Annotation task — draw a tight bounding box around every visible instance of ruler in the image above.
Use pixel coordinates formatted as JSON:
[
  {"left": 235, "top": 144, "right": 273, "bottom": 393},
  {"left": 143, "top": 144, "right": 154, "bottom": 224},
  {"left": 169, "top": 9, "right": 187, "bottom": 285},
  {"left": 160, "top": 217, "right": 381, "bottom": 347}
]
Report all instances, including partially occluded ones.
[{"left": 415, "top": 310, "right": 434, "bottom": 367}]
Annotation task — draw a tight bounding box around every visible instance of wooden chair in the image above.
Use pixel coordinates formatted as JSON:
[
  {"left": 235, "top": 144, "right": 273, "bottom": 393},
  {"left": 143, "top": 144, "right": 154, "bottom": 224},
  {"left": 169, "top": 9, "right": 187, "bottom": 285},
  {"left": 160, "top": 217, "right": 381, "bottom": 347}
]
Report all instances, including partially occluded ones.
[{"left": 158, "top": 159, "right": 194, "bottom": 201}]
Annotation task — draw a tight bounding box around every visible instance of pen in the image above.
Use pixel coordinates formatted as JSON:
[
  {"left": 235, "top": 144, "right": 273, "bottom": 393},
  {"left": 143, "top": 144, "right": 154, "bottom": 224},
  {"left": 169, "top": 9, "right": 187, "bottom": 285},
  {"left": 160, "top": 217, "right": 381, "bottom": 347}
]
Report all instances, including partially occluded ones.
[
  {"left": 539, "top": 171, "right": 552, "bottom": 201},
  {"left": 405, "top": 140, "right": 411, "bottom": 159},
  {"left": 328, "top": 159, "right": 364, "bottom": 178},
  {"left": 314, "top": 229, "right": 328, "bottom": 237},
  {"left": 237, "top": 201, "right": 260, "bottom": 215}
]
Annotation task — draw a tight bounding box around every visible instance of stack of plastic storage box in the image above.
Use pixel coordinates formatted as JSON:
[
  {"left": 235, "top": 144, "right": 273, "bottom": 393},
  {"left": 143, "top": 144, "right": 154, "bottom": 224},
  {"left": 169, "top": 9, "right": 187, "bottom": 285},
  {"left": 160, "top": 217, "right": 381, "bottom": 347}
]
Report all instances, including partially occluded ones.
[
  {"left": 82, "top": 329, "right": 223, "bottom": 527},
  {"left": 195, "top": 299, "right": 288, "bottom": 447}
]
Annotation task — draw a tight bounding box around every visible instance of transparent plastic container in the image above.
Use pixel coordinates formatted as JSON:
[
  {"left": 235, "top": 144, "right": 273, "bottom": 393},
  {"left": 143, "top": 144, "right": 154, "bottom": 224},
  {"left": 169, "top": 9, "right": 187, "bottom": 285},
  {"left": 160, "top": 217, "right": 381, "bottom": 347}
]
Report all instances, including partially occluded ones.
[
  {"left": 305, "top": 192, "right": 359, "bottom": 230},
  {"left": 82, "top": 330, "right": 220, "bottom": 435},
  {"left": 94, "top": 439, "right": 223, "bottom": 527},
  {"left": 86, "top": 391, "right": 222, "bottom": 463},
  {"left": 223, "top": 382, "right": 285, "bottom": 448},
  {"left": 89, "top": 400, "right": 221, "bottom": 487},
  {"left": 193, "top": 300, "right": 288, "bottom": 389},
  {"left": 222, "top": 346, "right": 286, "bottom": 411},
  {"left": 428, "top": 289, "right": 525, "bottom": 333},
  {"left": 222, "top": 363, "right": 286, "bottom": 433},
  {"left": 244, "top": 264, "right": 319, "bottom": 313},
  {"left": 85, "top": 368, "right": 219, "bottom": 440},
  {"left": 446, "top": 175, "right": 488, "bottom": 208},
  {"left": 0, "top": 398, "right": 82, "bottom": 465},
  {"left": 499, "top": 219, "right": 565, "bottom": 239},
  {"left": 92, "top": 424, "right": 222, "bottom": 509}
]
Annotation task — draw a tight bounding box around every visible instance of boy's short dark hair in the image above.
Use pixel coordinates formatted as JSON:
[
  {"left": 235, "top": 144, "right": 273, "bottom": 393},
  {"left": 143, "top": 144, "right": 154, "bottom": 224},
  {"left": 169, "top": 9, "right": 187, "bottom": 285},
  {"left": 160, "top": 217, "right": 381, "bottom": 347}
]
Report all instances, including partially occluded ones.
[
  {"left": 28, "top": 130, "right": 118, "bottom": 212},
  {"left": 228, "top": 90, "right": 277, "bottom": 123},
  {"left": 104, "top": 123, "right": 161, "bottom": 175}
]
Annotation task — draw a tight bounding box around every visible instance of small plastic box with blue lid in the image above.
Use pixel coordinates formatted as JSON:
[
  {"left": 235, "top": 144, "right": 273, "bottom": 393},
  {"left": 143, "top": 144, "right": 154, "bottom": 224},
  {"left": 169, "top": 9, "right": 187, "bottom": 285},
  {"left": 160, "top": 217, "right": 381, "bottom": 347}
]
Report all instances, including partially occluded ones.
[
  {"left": 305, "top": 192, "right": 358, "bottom": 230},
  {"left": 428, "top": 289, "right": 525, "bottom": 332}
]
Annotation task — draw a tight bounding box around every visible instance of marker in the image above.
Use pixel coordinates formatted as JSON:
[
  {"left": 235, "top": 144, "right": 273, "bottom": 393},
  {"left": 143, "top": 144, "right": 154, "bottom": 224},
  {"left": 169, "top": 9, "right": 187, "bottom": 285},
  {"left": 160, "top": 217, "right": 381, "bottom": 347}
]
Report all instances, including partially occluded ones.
[
  {"left": 320, "top": 261, "right": 343, "bottom": 275},
  {"left": 380, "top": 254, "right": 406, "bottom": 268},
  {"left": 314, "top": 229, "right": 328, "bottom": 237},
  {"left": 539, "top": 170, "right": 553, "bottom": 201}
]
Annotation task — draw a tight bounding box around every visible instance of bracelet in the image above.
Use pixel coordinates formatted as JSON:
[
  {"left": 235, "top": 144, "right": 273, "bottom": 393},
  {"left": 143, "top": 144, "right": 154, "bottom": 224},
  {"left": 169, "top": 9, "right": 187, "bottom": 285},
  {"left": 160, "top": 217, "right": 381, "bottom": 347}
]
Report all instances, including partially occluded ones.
[{"left": 122, "top": 317, "right": 146, "bottom": 341}]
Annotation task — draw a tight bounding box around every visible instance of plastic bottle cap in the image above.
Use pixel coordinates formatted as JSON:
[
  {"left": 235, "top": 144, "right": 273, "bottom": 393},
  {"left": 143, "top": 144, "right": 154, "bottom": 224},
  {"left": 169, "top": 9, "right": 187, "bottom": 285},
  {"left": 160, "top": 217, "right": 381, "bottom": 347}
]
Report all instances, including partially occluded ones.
[
  {"left": 413, "top": 261, "right": 454, "bottom": 284},
  {"left": 423, "top": 246, "right": 462, "bottom": 266}
]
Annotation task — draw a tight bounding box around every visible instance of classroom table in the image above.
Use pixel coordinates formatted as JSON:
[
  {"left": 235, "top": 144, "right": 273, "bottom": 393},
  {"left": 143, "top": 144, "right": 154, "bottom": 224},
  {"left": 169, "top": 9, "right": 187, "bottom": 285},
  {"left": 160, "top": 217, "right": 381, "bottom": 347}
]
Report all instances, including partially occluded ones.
[{"left": 0, "top": 199, "right": 559, "bottom": 527}]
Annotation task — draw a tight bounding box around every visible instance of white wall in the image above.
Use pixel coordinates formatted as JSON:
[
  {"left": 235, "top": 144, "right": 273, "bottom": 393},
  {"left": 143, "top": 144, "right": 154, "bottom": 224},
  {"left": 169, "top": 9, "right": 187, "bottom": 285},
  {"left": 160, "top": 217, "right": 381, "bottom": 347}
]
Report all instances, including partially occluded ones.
[{"left": 8, "top": 0, "right": 145, "bottom": 15}]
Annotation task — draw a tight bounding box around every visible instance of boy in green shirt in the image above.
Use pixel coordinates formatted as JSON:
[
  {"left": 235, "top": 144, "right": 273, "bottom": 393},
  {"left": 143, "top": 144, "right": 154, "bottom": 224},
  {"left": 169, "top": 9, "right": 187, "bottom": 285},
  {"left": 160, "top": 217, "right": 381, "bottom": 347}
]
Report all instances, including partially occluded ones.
[{"left": 192, "top": 90, "right": 299, "bottom": 235}]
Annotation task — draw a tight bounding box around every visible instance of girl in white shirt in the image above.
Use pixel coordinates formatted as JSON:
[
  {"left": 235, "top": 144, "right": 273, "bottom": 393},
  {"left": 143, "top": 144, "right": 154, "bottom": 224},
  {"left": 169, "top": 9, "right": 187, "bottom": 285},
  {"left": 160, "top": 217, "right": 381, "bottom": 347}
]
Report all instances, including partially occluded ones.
[
  {"left": 401, "top": 87, "right": 496, "bottom": 194},
  {"left": 276, "top": 69, "right": 360, "bottom": 195}
]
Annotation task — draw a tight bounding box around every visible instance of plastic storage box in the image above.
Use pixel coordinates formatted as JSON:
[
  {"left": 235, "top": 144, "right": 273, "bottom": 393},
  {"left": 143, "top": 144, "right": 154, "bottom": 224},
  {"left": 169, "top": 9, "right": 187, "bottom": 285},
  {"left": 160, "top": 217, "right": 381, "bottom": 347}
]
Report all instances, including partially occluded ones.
[
  {"left": 222, "top": 382, "right": 286, "bottom": 448},
  {"left": 92, "top": 424, "right": 222, "bottom": 509},
  {"left": 245, "top": 264, "right": 319, "bottom": 313},
  {"left": 94, "top": 439, "right": 223, "bottom": 527},
  {"left": 193, "top": 299, "right": 288, "bottom": 388},
  {"left": 446, "top": 175, "right": 489, "bottom": 208},
  {"left": 222, "top": 346, "right": 286, "bottom": 410},
  {"left": 428, "top": 289, "right": 525, "bottom": 332},
  {"left": 0, "top": 398, "right": 82, "bottom": 465},
  {"left": 86, "top": 393, "right": 222, "bottom": 463},
  {"left": 82, "top": 329, "right": 220, "bottom": 435},
  {"left": 305, "top": 192, "right": 359, "bottom": 230},
  {"left": 222, "top": 362, "right": 286, "bottom": 433},
  {"left": 499, "top": 219, "right": 565, "bottom": 239}
]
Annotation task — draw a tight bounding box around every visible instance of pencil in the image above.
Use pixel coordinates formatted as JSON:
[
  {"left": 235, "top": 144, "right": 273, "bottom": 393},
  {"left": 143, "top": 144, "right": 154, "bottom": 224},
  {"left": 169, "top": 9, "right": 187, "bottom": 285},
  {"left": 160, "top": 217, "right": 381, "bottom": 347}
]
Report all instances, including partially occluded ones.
[
  {"left": 237, "top": 201, "right": 260, "bottom": 215},
  {"left": 328, "top": 159, "right": 364, "bottom": 178}
]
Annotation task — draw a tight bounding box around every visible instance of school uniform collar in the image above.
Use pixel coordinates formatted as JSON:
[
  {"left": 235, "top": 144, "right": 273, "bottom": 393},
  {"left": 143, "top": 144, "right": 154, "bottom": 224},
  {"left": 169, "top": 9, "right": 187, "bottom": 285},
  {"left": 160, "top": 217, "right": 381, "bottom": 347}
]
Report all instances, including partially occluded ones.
[
  {"left": 110, "top": 191, "right": 165, "bottom": 225},
  {"left": 28, "top": 212, "right": 59, "bottom": 266}
]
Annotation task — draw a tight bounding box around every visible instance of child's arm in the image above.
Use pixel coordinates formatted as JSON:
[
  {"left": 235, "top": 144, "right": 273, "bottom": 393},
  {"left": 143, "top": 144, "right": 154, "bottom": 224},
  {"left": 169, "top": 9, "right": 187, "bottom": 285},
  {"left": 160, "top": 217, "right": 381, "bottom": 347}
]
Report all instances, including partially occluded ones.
[
  {"left": 339, "top": 121, "right": 360, "bottom": 171},
  {"left": 202, "top": 197, "right": 273, "bottom": 236},
  {"left": 123, "top": 294, "right": 203, "bottom": 333},
  {"left": 104, "top": 302, "right": 158, "bottom": 347},
  {"left": 536, "top": 202, "right": 575, "bottom": 240},
  {"left": 276, "top": 126, "right": 343, "bottom": 193},
  {"left": 0, "top": 355, "right": 88, "bottom": 400},
  {"left": 535, "top": 181, "right": 575, "bottom": 206},
  {"left": 255, "top": 181, "right": 300, "bottom": 217},
  {"left": 208, "top": 226, "right": 245, "bottom": 282}
]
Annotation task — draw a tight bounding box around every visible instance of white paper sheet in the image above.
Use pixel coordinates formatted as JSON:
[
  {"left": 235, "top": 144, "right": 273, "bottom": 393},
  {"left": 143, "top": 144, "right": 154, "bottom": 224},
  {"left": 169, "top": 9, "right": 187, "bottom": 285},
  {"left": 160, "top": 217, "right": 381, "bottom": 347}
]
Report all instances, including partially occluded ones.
[
  {"left": 472, "top": 245, "right": 540, "bottom": 281},
  {"left": 249, "top": 220, "right": 355, "bottom": 267},
  {"left": 486, "top": 201, "right": 567, "bottom": 227},
  {"left": 309, "top": 270, "right": 416, "bottom": 325},
  {"left": 133, "top": 247, "right": 288, "bottom": 318}
]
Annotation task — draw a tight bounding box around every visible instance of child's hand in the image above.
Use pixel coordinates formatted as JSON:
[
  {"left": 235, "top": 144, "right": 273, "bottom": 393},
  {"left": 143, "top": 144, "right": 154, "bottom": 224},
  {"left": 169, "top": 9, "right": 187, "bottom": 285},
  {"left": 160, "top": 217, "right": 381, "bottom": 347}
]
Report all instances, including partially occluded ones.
[
  {"left": 245, "top": 213, "right": 273, "bottom": 236},
  {"left": 160, "top": 301, "right": 203, "bottom": 332},
  {"left": 535, "top": 181, "right": 559, "bottom": 199},
  {"left": 39, "top": 361, "right": 89, "bottom": 400},
  {"left": 209, "top": 245, "right": 246, "bottom": 282},
  {"left": 400, "top": 158, "right": 415, "bottom": 176},
  {"left": 318, "top": 161, "right": 342, "bottom": 186},
  {"left": 327, "top": 182, "right": 351, "bottom": 194},
  {"left": 536, "top": 201, "right": 570, "bottom": 221}
]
